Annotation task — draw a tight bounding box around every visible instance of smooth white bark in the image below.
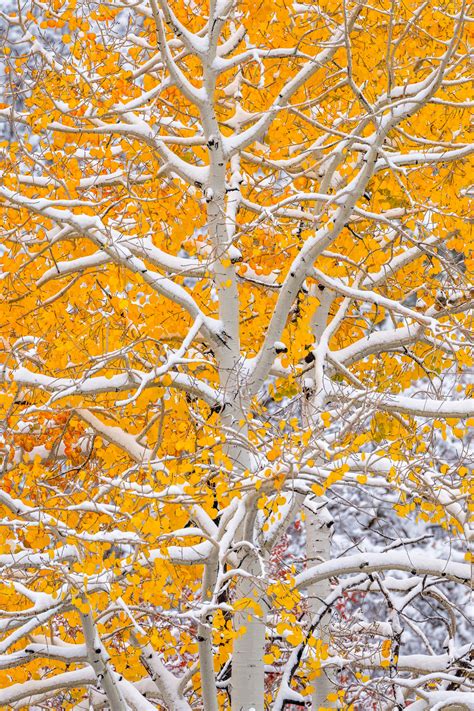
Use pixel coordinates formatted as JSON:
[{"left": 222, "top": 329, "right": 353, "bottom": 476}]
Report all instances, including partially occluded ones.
[
  {"left": 305, "top": 499, "right": 335, "bottom": 710},
  {"left": 231, "top": 549, "right": 267, "bottom": 711}
]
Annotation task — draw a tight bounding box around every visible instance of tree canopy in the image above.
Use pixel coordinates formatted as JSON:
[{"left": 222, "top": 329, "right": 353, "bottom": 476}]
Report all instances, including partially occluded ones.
[{"left": 0, "top": 0, "right": 472, "bottom": 709}]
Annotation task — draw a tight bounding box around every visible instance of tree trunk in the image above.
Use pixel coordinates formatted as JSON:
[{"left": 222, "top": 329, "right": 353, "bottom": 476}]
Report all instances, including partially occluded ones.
[
  {"left": 303, "top": 286, "right": 337, "bottom": 709},
  {"left": 231, "top": 547, "right": 267, "bottom": 711},
  {"left": 80, "top": 610, "right": 129, "bottom": 711},
  {"left": 305, "top": 498, "right": 335, "bottom": 710},
  {"left": 199, "top": 558, "right": 220, "bottom": 711}
]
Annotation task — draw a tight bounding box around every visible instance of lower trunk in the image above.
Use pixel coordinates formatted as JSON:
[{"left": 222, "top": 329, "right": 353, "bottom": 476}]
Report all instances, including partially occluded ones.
[
  {"left": 81, "top": 610, "right": 129, "bottom": 711},
  {"left": 305, "top": 498, "right": 336, "bottom": 710},
  {"left": 231, "top": 550, "right": 266, "bottom": 711},
  {"left": 302, "top": 287, "right": 337, "bottom": 708},
  {"left": 199, "top": 558, "right": 219, "bottom": 711}
]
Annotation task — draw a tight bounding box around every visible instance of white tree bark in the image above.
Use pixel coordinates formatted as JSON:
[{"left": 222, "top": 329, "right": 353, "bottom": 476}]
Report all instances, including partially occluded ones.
[
  {"left": 231, "top": 547, "right": 267, "bottom": 711},
  {"left": 80, "top": 610, "right": 129, "bottom": 711},
  {"left": 305, "top": 499, "right": 335, "bottom": 710},
  {"left": 198, "top": 558, "right": 220, "bottom": 711},
  {"left": 302, "top": 286, "right": 337, "bottom": 710}
]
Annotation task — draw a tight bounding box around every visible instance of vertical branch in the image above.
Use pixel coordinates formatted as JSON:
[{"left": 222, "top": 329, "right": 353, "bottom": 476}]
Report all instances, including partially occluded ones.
[
  {"left": 301, "top": 286, "right": 337, "bottom": 710},
  {"left": 304, "top": 497, "right": 335, "bottom": 710},
  {"left": 80, "top": 608, "right": 129, "bottom": 711},
  {"left": 198, "top": 557, "right": 220, "bottom": 711},
  {"left": 231, "top": 549, "right": 267, "bottom": 711}
]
